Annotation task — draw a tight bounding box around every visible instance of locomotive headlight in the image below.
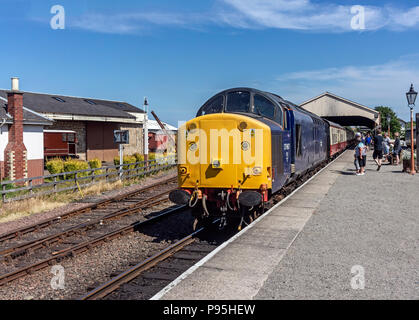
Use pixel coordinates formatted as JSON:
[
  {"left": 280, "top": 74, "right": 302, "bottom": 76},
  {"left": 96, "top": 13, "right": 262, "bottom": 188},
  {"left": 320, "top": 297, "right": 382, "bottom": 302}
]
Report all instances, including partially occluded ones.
[
  {"left": 252, "top": 166, "right": 262, "bottom": 175},
  {"left": 238, "top": 121, "right": 248, "bottom": 131},
  {"left": 179, "top": 166, "right": 188, "bottom": 175},
  {"left": 188, "top": 123, "right": 197, "bottom": 133},
  {"left": 189, "top": 142, "right": 198, "bottom": 151},
  {"left": 241, "top": 141, "right": 250, "bottom": 151}
]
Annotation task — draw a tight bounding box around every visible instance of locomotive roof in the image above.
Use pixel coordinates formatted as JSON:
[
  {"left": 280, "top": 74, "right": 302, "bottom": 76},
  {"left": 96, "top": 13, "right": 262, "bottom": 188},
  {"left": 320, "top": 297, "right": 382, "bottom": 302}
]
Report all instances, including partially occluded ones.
[{"left": 204, "top": 87, "right": 326, "bottom": 123}]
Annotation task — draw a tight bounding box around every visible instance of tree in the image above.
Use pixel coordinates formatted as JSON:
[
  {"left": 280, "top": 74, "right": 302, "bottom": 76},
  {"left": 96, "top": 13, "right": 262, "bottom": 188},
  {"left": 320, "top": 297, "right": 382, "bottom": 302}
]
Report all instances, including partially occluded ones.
[{"left": 374, "top": 106, "right": 401, "bottom": 137}]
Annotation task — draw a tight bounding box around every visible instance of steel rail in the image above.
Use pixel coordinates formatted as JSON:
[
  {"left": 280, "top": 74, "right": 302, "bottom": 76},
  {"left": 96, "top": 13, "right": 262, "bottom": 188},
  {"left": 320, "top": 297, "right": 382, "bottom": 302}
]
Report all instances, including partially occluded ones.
[
  {"left": 79, "top": 224, "right": 208, "bottom": 300},
  {"left": 0, "top": 190, "right": 175, "bottom": 261},
  {"left": 0, "top": 205, "right": 186, "bottom": 286},
  {"left": 0, "top": 176, "right": 177, "bottom": 243}
]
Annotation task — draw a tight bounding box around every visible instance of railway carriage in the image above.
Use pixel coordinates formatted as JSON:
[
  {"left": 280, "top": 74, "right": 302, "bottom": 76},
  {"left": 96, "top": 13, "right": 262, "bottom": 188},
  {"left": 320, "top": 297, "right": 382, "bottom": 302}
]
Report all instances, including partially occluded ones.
[
  {"left": 169, "top": 88, "right": 353, "bottom": 229},
  {"left": 44, "top": 129, "right": 78, "bottom": 160}
]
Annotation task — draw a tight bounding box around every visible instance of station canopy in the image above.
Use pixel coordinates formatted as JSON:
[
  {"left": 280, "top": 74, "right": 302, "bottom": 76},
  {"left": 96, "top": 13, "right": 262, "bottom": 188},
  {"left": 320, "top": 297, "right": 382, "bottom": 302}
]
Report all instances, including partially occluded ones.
[{"left": 300, "top": 92, "right": 380, "bottom": 129}]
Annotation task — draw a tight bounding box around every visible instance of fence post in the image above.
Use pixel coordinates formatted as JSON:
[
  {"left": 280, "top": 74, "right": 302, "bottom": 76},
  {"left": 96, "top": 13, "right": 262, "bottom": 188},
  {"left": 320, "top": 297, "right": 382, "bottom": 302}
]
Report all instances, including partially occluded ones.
[
  {"left": 2, "top": 184, "right": 5, "bottom": 203},
  {"left": 29, "top": 179, "right": 33, "bottom": 196},
  {"left": 105, "top": 167, "right": 109, "bottom": 182},
  {"left": 53, "top": 176, "right": 57, "bottom": 192}
]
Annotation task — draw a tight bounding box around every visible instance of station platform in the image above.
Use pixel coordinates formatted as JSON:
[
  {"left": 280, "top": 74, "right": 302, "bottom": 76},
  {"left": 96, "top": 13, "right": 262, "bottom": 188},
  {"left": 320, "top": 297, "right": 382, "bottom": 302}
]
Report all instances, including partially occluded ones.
[{"left": 153, "top": 150, "right": 418, "bottom": 300}]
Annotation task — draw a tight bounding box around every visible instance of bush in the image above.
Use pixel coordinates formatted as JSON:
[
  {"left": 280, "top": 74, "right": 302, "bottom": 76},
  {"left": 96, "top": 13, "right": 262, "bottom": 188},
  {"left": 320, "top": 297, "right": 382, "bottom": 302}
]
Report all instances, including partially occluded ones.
[
  {"left": 113, "top": 155, "right": 137, "bottom": 170},
  {"left": 64, "top": 159, "right": 89, "bottom": 179},
  {"left": 89, "top": 158, "right": 103, "bottom": 175},
  {"left": 88, "top": 158, "right": 102, "bottom": 169},
  {"left": 46, "top": 159, "right": 64, "bottom": 175},
  {"left": 132, "top": 153, "right": 144, "bottom": 163}
]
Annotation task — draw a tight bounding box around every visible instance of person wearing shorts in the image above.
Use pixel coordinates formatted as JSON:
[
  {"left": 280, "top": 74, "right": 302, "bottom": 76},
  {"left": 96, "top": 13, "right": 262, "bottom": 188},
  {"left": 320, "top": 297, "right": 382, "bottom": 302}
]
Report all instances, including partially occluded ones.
[
  {"left": 355, "top": 135, "right": 366, "bottom": 175},
  {"left": 373, "top": 130, "right": 384, "bottom": 171}
]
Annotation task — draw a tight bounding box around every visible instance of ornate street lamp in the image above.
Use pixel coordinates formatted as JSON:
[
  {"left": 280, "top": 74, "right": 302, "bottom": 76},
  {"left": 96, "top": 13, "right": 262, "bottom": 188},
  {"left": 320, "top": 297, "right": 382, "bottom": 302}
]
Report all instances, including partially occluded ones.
[{"left": 406, "top": 84, "right": 417, "bottom": 174}]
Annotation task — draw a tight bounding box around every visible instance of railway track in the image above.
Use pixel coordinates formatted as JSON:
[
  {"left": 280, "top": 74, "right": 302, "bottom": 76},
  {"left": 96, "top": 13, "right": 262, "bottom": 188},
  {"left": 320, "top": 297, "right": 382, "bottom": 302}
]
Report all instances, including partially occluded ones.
[
  {"left": 0, "top": 176, "right": 177, "bottom": 243},
  {"left": 79, "top": 219, "right": 229, "bottom": 300},
  {"left": 0, "top": 176, "right": 181, "bottom": 286},
  {"left": 0, "top": 205, "right": 187, "bottom": 286}
]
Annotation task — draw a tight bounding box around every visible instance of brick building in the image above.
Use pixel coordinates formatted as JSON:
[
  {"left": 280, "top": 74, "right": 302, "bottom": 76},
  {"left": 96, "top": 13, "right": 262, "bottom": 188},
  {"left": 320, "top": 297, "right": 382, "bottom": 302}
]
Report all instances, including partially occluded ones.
[{"left": 0, "top": 90, "right": 145, "bottom": 163}]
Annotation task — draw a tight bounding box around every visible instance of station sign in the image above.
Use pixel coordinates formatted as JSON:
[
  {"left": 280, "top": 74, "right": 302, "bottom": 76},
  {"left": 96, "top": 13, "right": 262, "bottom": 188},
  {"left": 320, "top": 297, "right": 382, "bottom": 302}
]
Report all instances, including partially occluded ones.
[{"left": 114, "top": 130, "right": 129, "bottom": 144}]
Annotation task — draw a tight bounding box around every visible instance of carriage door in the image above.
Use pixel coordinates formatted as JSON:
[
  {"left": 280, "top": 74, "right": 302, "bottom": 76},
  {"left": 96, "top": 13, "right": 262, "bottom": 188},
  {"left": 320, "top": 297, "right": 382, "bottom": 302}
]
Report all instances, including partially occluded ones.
[{"left": 314, "top": 121, "right": 319, "bottom": 157}]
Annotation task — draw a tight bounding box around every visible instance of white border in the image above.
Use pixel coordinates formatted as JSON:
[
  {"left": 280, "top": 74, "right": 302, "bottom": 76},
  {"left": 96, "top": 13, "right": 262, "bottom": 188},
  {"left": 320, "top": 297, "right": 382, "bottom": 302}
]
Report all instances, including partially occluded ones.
[{"left": 150, "top": 150, "right": 348, "bottom": 300}]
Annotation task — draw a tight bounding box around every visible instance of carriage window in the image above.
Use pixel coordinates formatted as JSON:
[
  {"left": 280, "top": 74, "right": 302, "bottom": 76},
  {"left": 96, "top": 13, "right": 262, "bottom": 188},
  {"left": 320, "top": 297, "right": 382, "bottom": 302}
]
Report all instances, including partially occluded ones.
[
  {"left": 197, "top": 95, "right": 223, "bottom": 116},
  {"left": 62, "top": 133, "right": 75, "bottom": 142},
  {"left": 253, "top": 94, "right": 276, "bottom": 120},
  {"left": 226, "top": 91, "right": 250, "bottom": 113},
  {"left": 67, "top": 134, "right": 75, "bottom": 142}
]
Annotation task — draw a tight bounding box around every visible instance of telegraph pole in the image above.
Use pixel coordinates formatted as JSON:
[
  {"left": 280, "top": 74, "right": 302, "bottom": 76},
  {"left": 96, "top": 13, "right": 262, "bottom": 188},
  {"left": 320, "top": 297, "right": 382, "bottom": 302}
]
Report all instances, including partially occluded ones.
[{"left": 143, "top": 97, "right": 149, "bottom": 163}]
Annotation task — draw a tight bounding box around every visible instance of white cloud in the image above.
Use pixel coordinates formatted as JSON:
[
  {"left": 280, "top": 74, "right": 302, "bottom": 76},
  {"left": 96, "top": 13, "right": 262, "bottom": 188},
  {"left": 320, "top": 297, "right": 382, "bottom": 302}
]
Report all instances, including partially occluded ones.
[
  {"left": 71, "top": 12, "right": 193, "bottom": 34},
  {"left": 275, "top": 55, "right": 419, "bottom": 120},
  {"left": 67, "top": 1, "right": 419, "bottom": 34},
  {"left": 219, "top": 0, "right": 418, "bottom": 31}
]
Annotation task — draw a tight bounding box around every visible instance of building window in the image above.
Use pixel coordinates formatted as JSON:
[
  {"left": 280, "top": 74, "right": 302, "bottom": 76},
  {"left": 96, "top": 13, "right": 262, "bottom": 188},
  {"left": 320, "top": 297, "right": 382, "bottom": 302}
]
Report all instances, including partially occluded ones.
[
  {"left": 85, "top": 99, "right": 96, "bottom": 105},
  {"left": 53, "top": 97, "right": 66, "bottom": 103}
]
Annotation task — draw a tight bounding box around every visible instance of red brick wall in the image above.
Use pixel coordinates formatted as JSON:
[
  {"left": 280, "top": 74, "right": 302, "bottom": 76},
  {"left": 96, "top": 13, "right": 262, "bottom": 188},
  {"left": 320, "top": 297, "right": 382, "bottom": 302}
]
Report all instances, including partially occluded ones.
[
  {"left": 4, "top": 92, "right": 28, "bottom": 183},
  {"left": 27, "top": 159, "right": 44, "bottom": 185}
]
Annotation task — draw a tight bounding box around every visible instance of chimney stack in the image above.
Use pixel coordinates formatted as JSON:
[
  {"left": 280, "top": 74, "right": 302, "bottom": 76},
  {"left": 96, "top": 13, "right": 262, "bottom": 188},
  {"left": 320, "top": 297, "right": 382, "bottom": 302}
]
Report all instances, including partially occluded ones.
[
  {"left": 11, "top": 77, "right": 19, "bottom": 91},
  {"left": 4, "top": 77, "right": 27, "bottom": 182}
]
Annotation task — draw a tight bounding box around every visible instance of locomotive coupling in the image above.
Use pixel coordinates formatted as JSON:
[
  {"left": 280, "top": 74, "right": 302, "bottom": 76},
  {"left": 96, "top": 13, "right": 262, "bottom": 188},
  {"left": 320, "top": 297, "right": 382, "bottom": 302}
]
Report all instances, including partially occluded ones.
[
  {"left": 238, "top": 191, "right": 262, "bottom": 207},
  {"left": 169, "top": 189, "right": 191, "bottom": 205}
]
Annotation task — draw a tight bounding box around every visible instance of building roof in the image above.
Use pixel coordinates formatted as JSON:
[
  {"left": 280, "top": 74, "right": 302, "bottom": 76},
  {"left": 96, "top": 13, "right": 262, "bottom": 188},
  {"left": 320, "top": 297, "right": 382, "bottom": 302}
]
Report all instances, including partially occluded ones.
[
  {"left": 147, "top": 120, "right": 177, "bottom": 131},
  {"left": 300, "top": 92, "right": 379, "bottom": 115},
  {"left": 0, "top": 90, "right": 144, "bottom": 120},
  {"left": 0, "top": 96, "right": 52, "bottom": 125}
]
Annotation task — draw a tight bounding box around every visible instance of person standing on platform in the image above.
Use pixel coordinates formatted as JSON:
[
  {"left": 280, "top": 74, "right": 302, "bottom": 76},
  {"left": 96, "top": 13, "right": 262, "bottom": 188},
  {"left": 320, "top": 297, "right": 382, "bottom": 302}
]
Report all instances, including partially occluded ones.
[
  {"left": 383, "top": 133, "right": 391, "bottom": 162},
  {"left": 365, "top": 133, "right": 372, "bottom": 151},
  {"left": 373, "top": 130, "right": 384, "bottom": 171},
  {"left": 355, "top": 134, "right": 366, "bottom": 176},
  {"left": 392, "top": 132, "right": 401, "bottom": 165}
]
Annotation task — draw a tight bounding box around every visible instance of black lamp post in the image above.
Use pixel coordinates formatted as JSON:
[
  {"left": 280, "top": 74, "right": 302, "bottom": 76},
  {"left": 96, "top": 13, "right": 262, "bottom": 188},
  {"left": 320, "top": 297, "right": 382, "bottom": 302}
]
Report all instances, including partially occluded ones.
[{"left": 406, "top": 84, "right": 417, "bottom": 175}]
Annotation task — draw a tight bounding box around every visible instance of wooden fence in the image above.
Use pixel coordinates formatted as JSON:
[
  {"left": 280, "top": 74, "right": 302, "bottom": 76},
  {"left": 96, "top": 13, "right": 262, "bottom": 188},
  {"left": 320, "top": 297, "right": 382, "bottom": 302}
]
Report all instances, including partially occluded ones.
[{"left": 0, "top": 156, "right": 177, "bottom": 203}]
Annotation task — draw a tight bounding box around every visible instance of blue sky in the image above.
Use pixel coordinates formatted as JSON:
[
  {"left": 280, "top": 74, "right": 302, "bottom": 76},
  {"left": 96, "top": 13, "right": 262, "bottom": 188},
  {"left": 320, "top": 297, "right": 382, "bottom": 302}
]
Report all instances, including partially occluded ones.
[{"left": 1, "top": 0, "right": 419, "bottom": 125}]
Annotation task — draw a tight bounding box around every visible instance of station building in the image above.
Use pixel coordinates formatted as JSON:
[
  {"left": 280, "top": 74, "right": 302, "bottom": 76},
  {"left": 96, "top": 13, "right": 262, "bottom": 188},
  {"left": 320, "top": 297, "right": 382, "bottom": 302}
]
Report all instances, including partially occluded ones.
[
  {"left": 0, "top": 89, "right": 146, "bottom": 163},
  {"left": 300, "top": 92, "right": 380, "bottom": 129}
]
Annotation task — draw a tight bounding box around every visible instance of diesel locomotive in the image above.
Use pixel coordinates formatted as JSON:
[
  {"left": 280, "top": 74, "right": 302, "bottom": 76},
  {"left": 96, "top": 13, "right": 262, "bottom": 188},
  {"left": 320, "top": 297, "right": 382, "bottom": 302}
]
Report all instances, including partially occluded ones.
[{"left": 169, "top": 88, "right": 354, "bottom": 229}]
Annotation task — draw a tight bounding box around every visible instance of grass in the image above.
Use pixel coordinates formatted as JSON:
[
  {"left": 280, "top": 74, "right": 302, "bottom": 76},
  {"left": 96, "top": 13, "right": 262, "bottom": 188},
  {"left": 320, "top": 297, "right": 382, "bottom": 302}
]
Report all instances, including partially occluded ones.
[{"left": 0, "top": 167, "right": 175, "bottom": 224}]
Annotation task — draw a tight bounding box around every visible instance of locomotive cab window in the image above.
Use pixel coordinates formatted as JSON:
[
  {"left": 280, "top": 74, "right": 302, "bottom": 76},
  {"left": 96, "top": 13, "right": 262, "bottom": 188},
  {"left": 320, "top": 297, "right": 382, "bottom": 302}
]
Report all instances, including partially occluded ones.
[
  {"left": 253, "top": 94, "right": 276, "bottom": 121},
  {"left": 226, "top": 91, "right": 250, "bottom": 113},
  {"left": 197, "top": 95, "right": 224, "bottom": 116}
]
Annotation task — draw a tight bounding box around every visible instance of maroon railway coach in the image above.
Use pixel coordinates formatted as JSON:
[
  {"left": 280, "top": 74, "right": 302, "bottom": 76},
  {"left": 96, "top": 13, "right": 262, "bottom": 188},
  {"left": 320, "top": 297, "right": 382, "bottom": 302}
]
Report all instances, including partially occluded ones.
[{"left": 44, "top": 129, "right": 78, "bottom": 159}]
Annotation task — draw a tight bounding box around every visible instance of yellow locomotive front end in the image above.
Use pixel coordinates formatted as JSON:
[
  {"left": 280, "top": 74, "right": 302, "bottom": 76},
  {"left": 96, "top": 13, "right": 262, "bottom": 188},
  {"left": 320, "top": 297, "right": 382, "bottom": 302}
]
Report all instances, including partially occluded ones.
[{"left": 169, "top": 112, "right": 272, "bottom": 228}]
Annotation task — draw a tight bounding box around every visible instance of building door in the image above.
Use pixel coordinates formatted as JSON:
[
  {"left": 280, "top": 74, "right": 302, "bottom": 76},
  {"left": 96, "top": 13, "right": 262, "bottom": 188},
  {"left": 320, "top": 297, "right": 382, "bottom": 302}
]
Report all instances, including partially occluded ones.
[{"left": 86, "top": 122, "right": 119, "bottom": 162}]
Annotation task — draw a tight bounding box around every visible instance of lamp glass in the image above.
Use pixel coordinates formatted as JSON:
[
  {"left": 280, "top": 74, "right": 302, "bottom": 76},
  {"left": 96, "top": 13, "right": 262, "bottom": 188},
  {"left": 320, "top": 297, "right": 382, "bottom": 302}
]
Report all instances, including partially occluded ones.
[{"left": 406, "top": 84, "right": 417, "bottom": 105}]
